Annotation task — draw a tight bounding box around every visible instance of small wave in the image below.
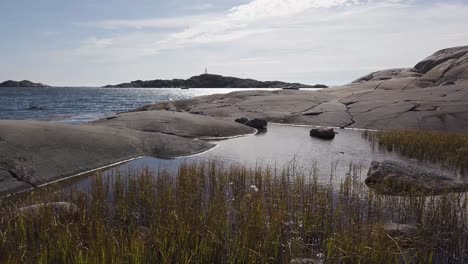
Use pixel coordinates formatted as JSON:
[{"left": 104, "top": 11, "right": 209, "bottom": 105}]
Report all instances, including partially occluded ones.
[{"left": 55, "top": 112, "right": 113, "bottom": 124}]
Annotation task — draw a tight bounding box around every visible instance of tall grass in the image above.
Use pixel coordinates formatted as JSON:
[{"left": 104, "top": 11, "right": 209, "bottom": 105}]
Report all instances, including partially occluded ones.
[
  {"left": 0, "top": 162, "right": 467, "bottom": 263},
  {"left": 363, "top": 130, "right": 468, "bottom": 173}
]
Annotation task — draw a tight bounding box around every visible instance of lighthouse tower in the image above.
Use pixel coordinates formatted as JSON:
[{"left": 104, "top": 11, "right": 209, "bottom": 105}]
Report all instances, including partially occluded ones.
[{"left": 204, "top": 68, "right": 208, "bottom": 74}]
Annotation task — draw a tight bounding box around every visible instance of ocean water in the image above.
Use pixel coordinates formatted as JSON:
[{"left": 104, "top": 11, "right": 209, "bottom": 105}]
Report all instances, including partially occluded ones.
[{"left": 0, "top": 87, "right": 277, "bottom": 123}]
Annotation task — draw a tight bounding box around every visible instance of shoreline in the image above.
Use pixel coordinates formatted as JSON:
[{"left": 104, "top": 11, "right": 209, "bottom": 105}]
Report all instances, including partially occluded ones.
[
  {"left": 1, "top": 46, "right": 468, "bottom": 197},
  {"left": 2, "top": 128, "right": 262, "bottom": 198},
  {"left": 0, "top": 116, "right": 257, "bottom": 197}
]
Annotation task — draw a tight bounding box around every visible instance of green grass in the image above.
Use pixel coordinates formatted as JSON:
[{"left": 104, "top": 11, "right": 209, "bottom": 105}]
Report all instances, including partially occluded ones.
[
  {"left": 363, "top": 130, "right": 468, "bottom": 173},
  {"left": 0, "top": 162, "right": 467, "bottom": 263}
]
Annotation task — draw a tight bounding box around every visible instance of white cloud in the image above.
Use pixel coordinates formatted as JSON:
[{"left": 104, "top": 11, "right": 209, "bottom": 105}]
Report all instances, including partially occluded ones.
[
  {"left": 227, "top": 0, "right": 361, "bottom": 21},
  {"left": 79, "top": 15, "right": 209, "bottom": 30},
  {"left": 162, "top": 0, "right": 364, "bottom": 45},
  {"left": 43, "top": 0, "right": 468, "bottom": 86}
]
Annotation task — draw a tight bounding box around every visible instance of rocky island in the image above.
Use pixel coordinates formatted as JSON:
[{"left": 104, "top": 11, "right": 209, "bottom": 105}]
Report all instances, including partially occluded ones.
[
  {"left": 0, "top": 80, "right": 50, "bottom": 88},
  {"left": 103, "top": 73, "right": 327, "bottom": 89}
]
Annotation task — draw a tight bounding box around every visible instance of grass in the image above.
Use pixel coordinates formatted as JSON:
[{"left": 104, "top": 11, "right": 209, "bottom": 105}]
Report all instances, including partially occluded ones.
[
  {"left": 0, "top": 161, "right": 467, "bottom": 263},
  {"left": 363, "top": 130, "right": 468, "bottom": 173}
]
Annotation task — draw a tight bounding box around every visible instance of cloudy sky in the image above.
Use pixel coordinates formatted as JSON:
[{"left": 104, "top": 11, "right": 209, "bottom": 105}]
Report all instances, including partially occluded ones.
[{"left": 1, "top": 0, "right": 467, "bottom": 86}]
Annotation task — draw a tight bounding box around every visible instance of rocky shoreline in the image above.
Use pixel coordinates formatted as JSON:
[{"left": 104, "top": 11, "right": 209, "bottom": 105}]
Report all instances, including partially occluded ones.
[
  {"left": 0, "top": 115, "right": 255, "bottom": 196},
  {"left": 136, "top": 46, "right": 468, "bottom": 133},
  {"left": 1, "top": 46, "right": 467, "bottom": 196}
]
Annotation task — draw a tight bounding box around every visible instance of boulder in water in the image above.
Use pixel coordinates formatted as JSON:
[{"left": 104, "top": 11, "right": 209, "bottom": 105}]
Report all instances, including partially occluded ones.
[
  {"left": 309, "top": 128, "right": 336, "bottom": 140},
  {"left": 235, "top": 117, "right": 249, "bottom": 125},
  {"left": 246, "top": 118, "right": 268, "bottom": 129}
]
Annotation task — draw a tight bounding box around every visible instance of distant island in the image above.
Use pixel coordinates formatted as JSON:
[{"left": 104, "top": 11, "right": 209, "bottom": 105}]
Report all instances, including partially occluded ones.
[
  {"left": 103, "top": 74, "right": 327, "bottom": 89},
  {"left": 0, "top": 80, "right": 50, "bottom": 88}
]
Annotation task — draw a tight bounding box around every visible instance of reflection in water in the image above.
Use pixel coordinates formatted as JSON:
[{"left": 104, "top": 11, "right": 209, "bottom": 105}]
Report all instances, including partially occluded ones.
[{"left": 65, "top": 124, "right": 409, "bottom": 192}]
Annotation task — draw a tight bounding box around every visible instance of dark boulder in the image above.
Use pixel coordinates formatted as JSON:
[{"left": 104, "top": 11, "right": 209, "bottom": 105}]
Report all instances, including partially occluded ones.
[
  {"left": 309, "top": 128, "right": 335, "bottom": 140},
  {"left": 235, "top": 117, "right": 249, "bottom": 125},
  {"left": 365, "top": 160, "right": 468, "bottom": 196},
  {"left": 246, "top": 118, "right": 268, "bottom": 129}
]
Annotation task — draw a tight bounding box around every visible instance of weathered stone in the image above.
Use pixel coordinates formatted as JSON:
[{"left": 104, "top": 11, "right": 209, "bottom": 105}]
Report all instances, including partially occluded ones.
[
  {"left": 383, "top": 223, "right": 418, "bottom": 238},
  {"left": 414, "top": 46, "right": 468, "bottom": 74},
  {"left": 245, "top": 118, "right": 268, "bottom": 129},
  {"left": 0, "top": 169, "right": 32, "bottom": 196},
  {"left": 16, "top": 202, "right": 79, "bottom": 217},
  {"left": 352, "top": 68, "right": 422, "bottom": 84},
  {"left": 365, "top": 160, "right": 468, "bottom": 196},
  {"left": 235, "top": 117, "right": 249, "bottom": 124},
  {"left": 310, "top": 128, "right": 336, "bottom": 140}
]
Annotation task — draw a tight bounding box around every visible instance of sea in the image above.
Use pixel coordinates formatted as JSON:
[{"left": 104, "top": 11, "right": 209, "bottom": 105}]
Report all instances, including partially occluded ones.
[{"left": 0, "top": 87, "right": 275, "bottom": 124}]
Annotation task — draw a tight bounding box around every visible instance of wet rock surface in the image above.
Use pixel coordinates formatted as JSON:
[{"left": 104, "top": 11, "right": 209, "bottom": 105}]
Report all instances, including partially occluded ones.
[
  {"left": 365, "top": 160, "right": 468, "bottom": 196},
  {"left": 137, "top": 46, "right": 468, "bottom": 133}
]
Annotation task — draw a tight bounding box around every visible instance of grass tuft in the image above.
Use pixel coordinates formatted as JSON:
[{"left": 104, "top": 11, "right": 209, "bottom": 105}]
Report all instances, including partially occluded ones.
[{"left": 363, "top": 130, "right": 468, "bottom": 173}]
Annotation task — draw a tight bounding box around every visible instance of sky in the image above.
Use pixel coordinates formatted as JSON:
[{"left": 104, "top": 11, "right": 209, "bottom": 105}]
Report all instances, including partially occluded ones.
[{"left": 0, "top": 0, "right": 467, "bottom": 86}]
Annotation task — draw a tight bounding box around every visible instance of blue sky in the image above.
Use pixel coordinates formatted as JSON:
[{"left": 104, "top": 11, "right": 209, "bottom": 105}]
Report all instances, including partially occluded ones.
[{"left": 0, "top": 0, "right": 467, "bottom": 86}]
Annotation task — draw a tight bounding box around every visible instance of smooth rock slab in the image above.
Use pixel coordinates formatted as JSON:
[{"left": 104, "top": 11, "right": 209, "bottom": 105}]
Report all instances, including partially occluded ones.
[
  {"left": 92, "top": 110, "right": 255, "bottom": 139},
  {"left": 0, "top": 120, "right": 215, "bottom": 196},
  {"left": 365, "top": 160, "right": 468, "bottom": 196},
  {"left": 134, "top": 46, "right": 468, "bottom": 133}
]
